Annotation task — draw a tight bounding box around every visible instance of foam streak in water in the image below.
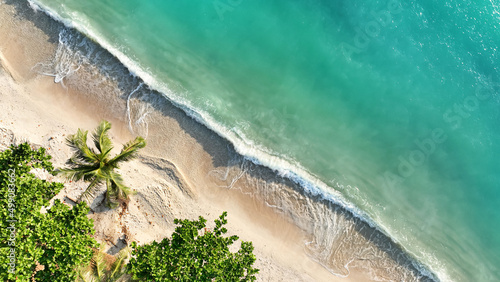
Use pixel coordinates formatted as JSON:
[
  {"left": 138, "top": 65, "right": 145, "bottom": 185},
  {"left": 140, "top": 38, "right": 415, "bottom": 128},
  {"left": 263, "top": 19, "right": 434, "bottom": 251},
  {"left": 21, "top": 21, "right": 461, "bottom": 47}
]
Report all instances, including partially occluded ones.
[
  {"left": 32, "top": 29, "right": 86, "bottom": 88},
  {"left": 23, "top": 1, "right": 442, "bottom": 280},
  {"left": 127, "top": 83, "right": 143, "bottom": 133}
]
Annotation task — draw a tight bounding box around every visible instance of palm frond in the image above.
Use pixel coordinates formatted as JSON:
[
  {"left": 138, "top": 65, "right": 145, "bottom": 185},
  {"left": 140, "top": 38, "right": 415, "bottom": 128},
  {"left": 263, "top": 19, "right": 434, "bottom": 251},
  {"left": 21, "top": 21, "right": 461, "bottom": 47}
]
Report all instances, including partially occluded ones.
[
  {"left": 105, "top": 171, "right": 131, "bottom": 208},
  {"left": 109, "top": 171, "right": 132, "bottom": 198},
  {"left": 66, "top": 129, "right": 99, "bottom": 163},
  {"left": 103, "top": 177, "right": 119, "bottom": 209},
  {"left": 56, "top": 165, "right": 99, "bottom": 182},
  {"left": 75, "top": 246, "right": 106, "bottom": 282},
  {"left": 92, "top": 121, "right": 114, "bottom": 157},
  {"left": 108, "top": 136, "right": 146, "bottom": 168},
  {"left": 79, "top": 175, "right": 105, "bottom": 202},
  {"left": 109, "top": 247, "right": 131, "bottom": 280},
  {"left": 88, "top": 247, "right": 107, "bottom": 282},
  {"left": 105, "top": 190, "right": 120, "bottom": 209},
  {"left": 76, "top": 264, "right": 92, "bottom": 282},
  {"left": 67, "top": 156, "right": 91, "bottom": 167}
]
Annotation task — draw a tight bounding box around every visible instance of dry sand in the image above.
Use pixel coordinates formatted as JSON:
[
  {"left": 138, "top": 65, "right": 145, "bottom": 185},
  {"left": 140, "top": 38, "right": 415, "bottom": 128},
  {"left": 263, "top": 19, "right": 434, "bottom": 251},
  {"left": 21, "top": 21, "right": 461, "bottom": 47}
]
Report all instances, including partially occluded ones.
[{"left": 0, "top": 1, "right": 434, "bottom": 281}]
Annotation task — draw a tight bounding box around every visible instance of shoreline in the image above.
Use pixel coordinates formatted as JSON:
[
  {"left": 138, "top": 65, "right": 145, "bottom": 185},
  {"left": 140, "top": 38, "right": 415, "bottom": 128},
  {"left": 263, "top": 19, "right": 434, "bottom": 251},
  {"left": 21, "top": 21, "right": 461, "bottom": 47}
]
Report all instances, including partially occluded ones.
[{"left": 0, "top": 1, "right": 437, "bottom": 281}]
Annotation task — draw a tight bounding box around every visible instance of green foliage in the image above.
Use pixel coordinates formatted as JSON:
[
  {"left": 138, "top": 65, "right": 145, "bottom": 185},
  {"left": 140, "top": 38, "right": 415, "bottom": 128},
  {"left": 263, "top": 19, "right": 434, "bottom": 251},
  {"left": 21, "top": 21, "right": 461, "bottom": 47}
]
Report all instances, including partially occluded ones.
[
  {"left": 127, "top": 212, "right": 259, "bottom": 281},
  {"left": 57, "top": 120, "right": 146, "bottom": 208},
  {"left": 0, "top": 143, "right": 98, "bottom": 281},
  {"left": 108, "top": 247, "right": 130, "bottom": 281},
  {"left": 76, "top": 246, "right": 130, "bottom": 282}
]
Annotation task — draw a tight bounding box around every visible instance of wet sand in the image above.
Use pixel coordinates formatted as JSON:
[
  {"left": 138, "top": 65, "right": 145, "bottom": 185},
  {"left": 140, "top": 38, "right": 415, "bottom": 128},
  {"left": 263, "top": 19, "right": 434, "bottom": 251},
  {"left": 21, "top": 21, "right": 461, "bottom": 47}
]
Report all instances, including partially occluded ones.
[{"left": 0, "top": 1, "right": 435, "bottom": 281}]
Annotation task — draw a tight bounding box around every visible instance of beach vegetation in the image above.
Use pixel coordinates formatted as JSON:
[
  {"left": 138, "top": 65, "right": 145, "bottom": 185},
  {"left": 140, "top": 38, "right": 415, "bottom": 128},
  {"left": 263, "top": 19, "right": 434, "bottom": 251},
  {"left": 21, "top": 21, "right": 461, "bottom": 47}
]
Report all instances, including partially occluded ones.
[
  {"left": 127, "top": 212, "right": 259, "bottom": 281},
  {"left": 57, "top": 120, "right": 146, "bottom": 208},
  {"left": 0, "top": 143, "right": 98, "bottom": 281},
  {"left": 76, "top": 246, "right": 130, "bottom": 282}
]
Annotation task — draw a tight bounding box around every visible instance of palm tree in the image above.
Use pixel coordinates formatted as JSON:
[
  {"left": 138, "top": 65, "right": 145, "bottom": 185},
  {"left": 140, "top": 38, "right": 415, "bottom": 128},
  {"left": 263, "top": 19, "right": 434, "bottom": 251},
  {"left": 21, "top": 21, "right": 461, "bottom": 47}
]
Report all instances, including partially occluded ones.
[
  {"left": 76, "top": 246, "right": 131, "bottom": 282},
  {"left": 58, "top": 120, "right": 146, "bottom": 208}
]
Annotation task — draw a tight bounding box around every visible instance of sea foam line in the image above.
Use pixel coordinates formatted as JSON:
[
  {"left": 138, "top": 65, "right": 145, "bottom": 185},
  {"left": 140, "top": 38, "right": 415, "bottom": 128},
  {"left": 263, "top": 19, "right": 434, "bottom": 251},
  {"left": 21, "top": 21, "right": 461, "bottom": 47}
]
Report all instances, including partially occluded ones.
[
  {"left": 26, "top": 1, "right": 440, "bottom": 280},
  {"left": 26, "top": 0, "right": 366, "bottom": 221}
]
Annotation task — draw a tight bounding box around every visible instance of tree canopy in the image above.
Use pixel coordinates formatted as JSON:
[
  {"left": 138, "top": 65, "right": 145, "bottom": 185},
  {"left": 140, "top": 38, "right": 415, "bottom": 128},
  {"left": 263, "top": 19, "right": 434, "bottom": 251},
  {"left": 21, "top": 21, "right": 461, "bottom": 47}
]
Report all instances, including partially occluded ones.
[
  {"left": 0, "top": 143, "right": 98, "bottom": 281},
  {"left": 58, "top": 120, "right": 146, "bottom": 208},
  {"left": 127, "top": 212, "right": 259, "bottom": 281}
]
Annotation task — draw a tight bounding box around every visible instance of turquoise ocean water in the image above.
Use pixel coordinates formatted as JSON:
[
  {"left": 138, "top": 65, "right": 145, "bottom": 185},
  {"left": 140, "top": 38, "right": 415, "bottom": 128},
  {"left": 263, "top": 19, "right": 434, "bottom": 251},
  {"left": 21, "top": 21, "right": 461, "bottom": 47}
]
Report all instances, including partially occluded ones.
[{"left": 28, "top": 0, "right": 500, "bottom": 280}]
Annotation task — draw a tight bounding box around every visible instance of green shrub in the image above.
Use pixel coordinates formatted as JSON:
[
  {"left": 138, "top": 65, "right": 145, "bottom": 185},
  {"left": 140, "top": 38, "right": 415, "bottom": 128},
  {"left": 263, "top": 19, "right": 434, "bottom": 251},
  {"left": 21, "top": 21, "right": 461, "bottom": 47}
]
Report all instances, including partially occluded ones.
[
  {"left": 0, "top": 143, "right": 98, "bottom": 281},
  {"left": 128, "top": 212, "right": 259, "bottom": 281}
]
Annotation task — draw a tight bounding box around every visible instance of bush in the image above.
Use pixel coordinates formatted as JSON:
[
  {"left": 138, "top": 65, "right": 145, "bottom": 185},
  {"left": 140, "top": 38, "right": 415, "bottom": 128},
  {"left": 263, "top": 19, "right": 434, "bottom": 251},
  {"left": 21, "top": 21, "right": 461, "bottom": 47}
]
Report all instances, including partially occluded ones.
[
  {"left": 0, "top": 143, "right": 98, "bottom": 281},
  {"left": 128, "top": 212, "right": 259, "bottom": 281}
]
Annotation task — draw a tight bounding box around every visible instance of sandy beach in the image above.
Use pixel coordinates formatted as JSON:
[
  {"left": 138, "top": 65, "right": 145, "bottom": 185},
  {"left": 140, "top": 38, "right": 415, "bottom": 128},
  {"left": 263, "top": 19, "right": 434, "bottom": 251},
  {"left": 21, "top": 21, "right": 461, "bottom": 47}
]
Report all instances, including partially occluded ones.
[{"left": 0, "top": 1, "right": 435, "bottom": 281}]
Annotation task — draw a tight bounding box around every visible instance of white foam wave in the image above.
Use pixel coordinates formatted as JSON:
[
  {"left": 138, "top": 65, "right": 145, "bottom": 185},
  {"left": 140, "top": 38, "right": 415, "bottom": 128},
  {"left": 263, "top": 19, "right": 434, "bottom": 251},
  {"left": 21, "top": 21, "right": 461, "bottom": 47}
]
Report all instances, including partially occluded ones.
[
  {"left": 126, "top": 83, "right": 143, "bottom": 132},
  {"left": 27, "top": 1, "right": 441, "bottom": 280}
]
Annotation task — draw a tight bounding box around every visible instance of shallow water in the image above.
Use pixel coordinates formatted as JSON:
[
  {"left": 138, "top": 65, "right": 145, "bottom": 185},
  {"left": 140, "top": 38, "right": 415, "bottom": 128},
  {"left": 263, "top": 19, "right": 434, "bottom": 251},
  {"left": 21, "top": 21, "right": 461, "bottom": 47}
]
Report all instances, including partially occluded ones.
[{"left": 29, "top": 0, "right": 500, "bottom": 280}]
